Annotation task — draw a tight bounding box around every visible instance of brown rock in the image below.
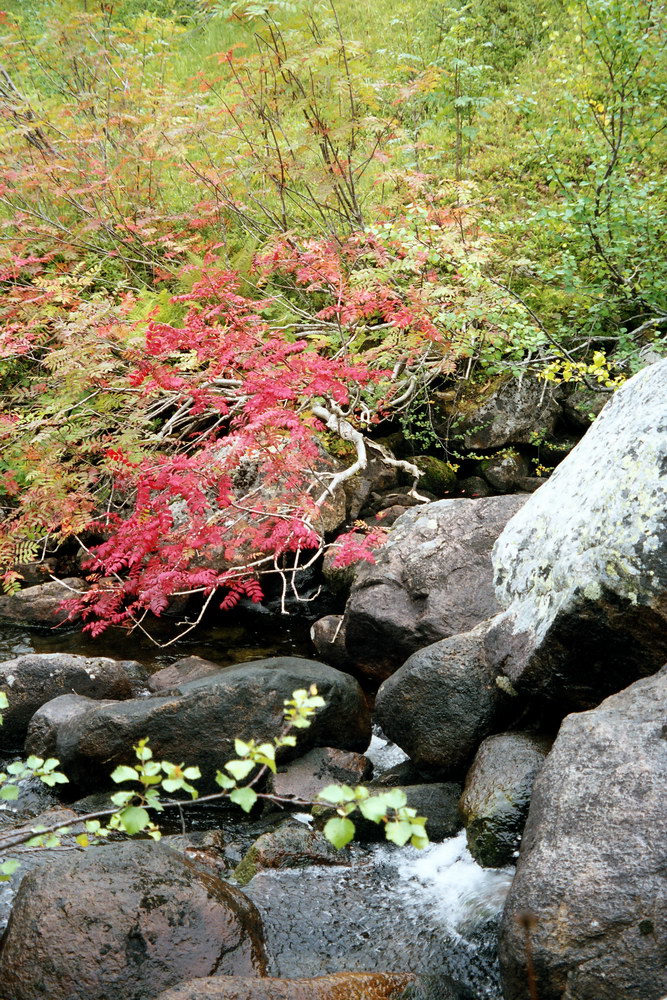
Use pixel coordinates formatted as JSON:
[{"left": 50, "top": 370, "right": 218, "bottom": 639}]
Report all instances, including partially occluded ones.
[
  {"left": 269, "top": 746, "right": 373, "bottom": 802},
  {"left": 0, "top": 841, "right": 267, "bottom": 1000},
  {"left": 148, "top": 656, "right": 225, "bottom": 692},
  {"left": 0, "top": 577, "right": 87, "bottom": 627},
  {"left": 155, "top": 972, "right": 416, "bottom": 1000}
]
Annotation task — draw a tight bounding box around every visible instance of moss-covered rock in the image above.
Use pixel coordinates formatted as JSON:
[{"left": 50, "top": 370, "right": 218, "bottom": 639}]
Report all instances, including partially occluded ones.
[
  {"left": 412, "top": 456, "right": 457, "bottom": 496},
  {"left": 232, "top": 820, "right": 349, "bottom": 887}
]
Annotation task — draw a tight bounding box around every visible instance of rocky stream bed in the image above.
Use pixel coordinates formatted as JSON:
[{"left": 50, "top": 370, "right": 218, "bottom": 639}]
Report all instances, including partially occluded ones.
[{"left": 0, "top": 361, "right": 666, "bottom": 1000}]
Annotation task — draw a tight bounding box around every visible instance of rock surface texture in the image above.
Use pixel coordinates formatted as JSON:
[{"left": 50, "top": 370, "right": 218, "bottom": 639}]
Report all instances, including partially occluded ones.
[
  {"left": 154, "top": 973, "right": 468, "bottom": 1000},
  {"left": 26, "top": 657, "right": 371, "bottom": 791},
  {"left": 499, "top": 669, "right": 667, "bottom": 1000},
  {"left": 374, "top": 623, "right": 510, "bottom": 777},
  {"left": 0, "top": 842, "right": 267, "bottom": 1000},
  {"left": 460, "top": 731, "right": 551, "bottom": 868},
  {"left": 0, "top": 653, "right": 147, "bottom": 748},
  {"left": 339, "top": 496, "right": 526, "bottom": 679},
  {"left": 488, "top": 360, "right": 667, "bottom": 708},
  {"left": 0, "top": 577, "right": 86, "bottom": 626}
]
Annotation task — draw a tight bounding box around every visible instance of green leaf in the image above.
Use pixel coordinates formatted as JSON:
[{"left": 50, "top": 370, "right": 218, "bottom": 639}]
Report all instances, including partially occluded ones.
[
  {"left": 111, "top": 765, "right": 140, "bottom": 784},
  {"left": 230, "top": 786, "right": 258, "bottom": 812},
  {"left": 234, "top": 739, "right": 251, "bottom": 757},
  {"left": 110, "top": 790, "right": 134, "bottom": 807},
  {"left": 225, "top": 759, "right": 255, "bottom": 781},
  {"left": 323, "top": 816, "right": 355, "bottom": 849},
  {"left": 75, "top": 834, "right": 90, "bottom": 847},
  {"left": 383, "top": 789, "right": 407, "bottom": 810},
  {"left": 25, "top": 756, "right": 44, "bottom": 770},
  {"left": 0, "top": 784, "right": 19, "bottom": 801},
  {"left": 215, "top": 771, "right": 236, "bottom": 789},
  {"left": 358, "top": 795, "right": 388, "bottom": 823},
  {"left": 119, "top": 806, "right": 151, "bottom": 835},
  {"left": 39, "top": 771, "right": 69, "bottom": 787},
  {"left": 0, "top": 858, "right": 19, "bottom": 876},
  {"left": 317, "top": 784, "right": 354, "bottom": 804},
  {"left": 385, "top": 820, "right": 413, "bottom": 846}
]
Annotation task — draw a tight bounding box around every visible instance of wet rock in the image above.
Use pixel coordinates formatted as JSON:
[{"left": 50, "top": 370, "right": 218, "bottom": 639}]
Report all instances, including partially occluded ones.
[
  {"left": 27, "top": 657, "right": 371, "bottom": 793},
  {"left": 460, "top": 732, "right": 551, "bottom": 868},
  {"left": 269, "top": 746, "right": 373, "bottom": 803},
  {"left": 154, "top": 972, "right": 468, "bottom": 1000},
  {"left": 341, "top": 496, "right": 526, "bottom": 679},
  {"left": 499, "top": 668, "right": 667, "bottom": 1000},
  {"left": 309, "top": 616, "right": 349, "bottom": 670},
  {"left": 436, "top": 375, "right": 562, "bottom": 451},
  {"left": 475, "top": 451, "right": 530, "bottom": 492},
  {"left": 487, "top": 359, "right": 667, "bottom": 709},
  {"left": 412, "top": 456, "right": 457, "bottom": 496},
  {"left": 0, "top": 653, "right": 147, "bottom": 749},
  {"left": 232, "top": 819, "right": 349, "bottom": 886},
  {"left": 0, "top": 841, "right": 266, "bottom": 1000},
  {"left": 369, "top": 760, "right": 424, "bottom": 788},
  {"left": 148, "top": 656, "right": 225, "bottom": 692},
  {"left": 314, "top": 782, "right": 461, "bottom": 843},
  {"left": 0, "top": 577, "right": 87, "bottom": 627},
  {"left": 26, "top": 692, "right": 119, "bottom": 757},
  {"left": 375, "top": 623, "right": 511, "bottom": 777},
  {"left": 12, "top": 558, "right": 58, "bottom": 586}
]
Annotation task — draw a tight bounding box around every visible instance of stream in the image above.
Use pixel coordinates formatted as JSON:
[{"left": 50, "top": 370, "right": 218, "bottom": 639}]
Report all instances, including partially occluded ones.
[{"left": 0, "top": 617, "right": 513, "bottom": 998}]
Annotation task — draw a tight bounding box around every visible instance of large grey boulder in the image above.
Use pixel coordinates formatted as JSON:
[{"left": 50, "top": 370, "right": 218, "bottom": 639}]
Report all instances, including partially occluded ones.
[
  {"left": 0, "top": 841, "right": 267, "bottom": 1000},
  {"left": 0, "top": 653, "right": 147, "bottom": 749},
  {"left": 338, "top": 496, "right": 526, "bottom": 679},
  {"left": 460, "top": 731, "right": 551, "bottom": 868},
  {"left": 26, "top": 657, "right": 371, "bottom": 793},
  {"left": 499, "top": 668, "right": 667, "bottom": 1000},
  {"left": 435, "top": 375, "right": 563, "bottom": 450},
  {"left": 487, "top": 360, "right": 667, "bottom": 709},
  {"left": 374, "top": 623, "right": 512, "bottom": 777}
]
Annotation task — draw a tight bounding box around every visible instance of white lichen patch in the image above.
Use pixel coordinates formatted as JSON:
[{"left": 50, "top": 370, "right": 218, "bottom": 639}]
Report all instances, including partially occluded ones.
[{"left": 492, "top": 360, "right": 667, "bottom": 642}]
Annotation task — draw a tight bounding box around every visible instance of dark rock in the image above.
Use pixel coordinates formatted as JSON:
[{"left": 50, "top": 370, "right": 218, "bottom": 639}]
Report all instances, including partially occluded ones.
[
  {"left": 460, "top": 731, "right": 551, "bottom": 868},
  {"left": 0, "top": 840, "right": 267, "bottom": 1000},
  {"left": 375, "top": 623, "right": 511, "bottom": 777},
  {"left": 0, "top": 577, "right": 87, "bottom": 627},
  {"left": 561, "top": 383, "right": 608, "bottom": 430},
  {"left": 343, "top": 456, "right": 398, "bottom": 521},
  {"left": 321, "top": 539, "right": 364, "bottom": 598},
  {"left": 12, "top": 559, "right": 58, "bottom": 586},
  {"left": 27, "top": 692, "right": 119, "bottom": 757},
  {"left": 154, "top": 972, "right": 466, "bottom": 1000},
  {"left": 148, "top": 656, "right": 225, "bottom": 692},
  {"left": 232, "top": 819, "right": 349, "bottom": 886},
  {"left": 0, "top": 653, "right": 147, "bottom": 749},
  {"left": 412, "top": 456, "right": 457, "bottom": 496},
  {"left": 476, "top": 451, "right": 530, "bottom": 492},
  {"left": 499, "top": 669, "right": 667, "bottom": 1000},
  {"left": 309, "top": 616, "right": 349, "bottom": 670},
  {"left": 488, "top": 359, "right": 667, "bottom": 709},
  {"left": 314, "top": 782, "right": 461, "bottom": 843},
  {"left": 435, "top": 375, "right": 562, "bottom": 451},
  {"left": 341, "top": 496, "right": 526, "bottom": 679},
  {"left": 268, "top": 746, "right": 373, "bottom": 803},
  {"left": 27, "top": 657, "right": 371, "bottom": 793},
  {"left": 363, "top": 504, "right": 411, "bottom": 527},
  {"left": 455, "top": 477, "right": 491, "bottom": 499},
  {"left": 369, "top": 760, "right": 424, "bottom": 788}
]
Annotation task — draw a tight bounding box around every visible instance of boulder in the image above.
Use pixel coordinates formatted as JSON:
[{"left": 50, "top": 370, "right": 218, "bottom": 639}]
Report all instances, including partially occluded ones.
[
  {"left": 343, "top": 455, "right": 398, "bottom": 520},
  {"left": 268, "top": 746, "right": 372, "bottom": 803},
  {"left": 26, "top": 692, "right": 119, "bottom": 757},
  {"left": 475, "top": 451, "right": 530, "bottom": 492},
  {"left": 412, "top": 456, "right": 457, "bottom": 496},
  {"left": 435, "top": 375, "right": 562, "bottom": 450},
  {"left": 321, "top": 539, "right": 364, "bottom": 598},
  {"left": 232, "top": 819, "right": 349, "bottom": 886},
  {"left": 154, "top": 973, "right": 467, "bottom": 1000},
  {"left": 499, "top": 668, "right": 667, "bottom": 1000},
  {"left": 0, "top": 841, "right": 267, "bottom": 1000},
  {"left": 314, "top": 781, "right": 461, "bottom": 843},
  {"left": 0, "top": 577, "right": 87, "bottom": 627},
  {"left": 374, "top": 623, "right": 511, "bottom": 777},
  {"left": 309, "top": 616, "right": 348, "bottom": 670},
  {"left": 148, "top": 656, "right": 225, "bottom": 692},
  {"left": 0, "top": 653, "right": 147, "bottom": 749},
  {"left": 26, "top": 657, "right": 371, "bottom": 793},
  {"left": 460, "top": 731, "right": 551, "bottom": 868},
  {"left": 560, "top": 383, "right": 608, "bottom": 430},
  {"left": 487, "top": 360, "right": 667, "bottom": 709},
  {"left": 340, "top": 496, "right": 526, "bottom": 679},
  {"left": 455, "top": 477, "right": 491, "bottom": 499}
]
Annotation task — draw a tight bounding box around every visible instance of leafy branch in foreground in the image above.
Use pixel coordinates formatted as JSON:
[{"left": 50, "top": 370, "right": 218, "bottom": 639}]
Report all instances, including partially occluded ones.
[{"left": 0, "top": 685, "right": 428, "bottom": 878}]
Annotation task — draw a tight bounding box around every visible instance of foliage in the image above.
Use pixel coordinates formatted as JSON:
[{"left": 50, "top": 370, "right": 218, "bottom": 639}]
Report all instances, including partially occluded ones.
[{"left": 0, "top": 685, "right": 429, "bottom": 871}]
